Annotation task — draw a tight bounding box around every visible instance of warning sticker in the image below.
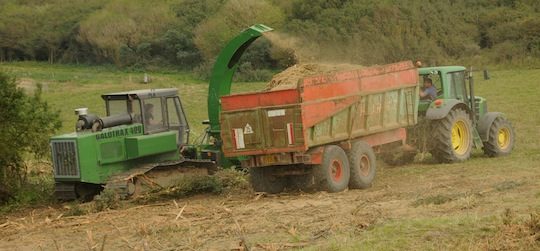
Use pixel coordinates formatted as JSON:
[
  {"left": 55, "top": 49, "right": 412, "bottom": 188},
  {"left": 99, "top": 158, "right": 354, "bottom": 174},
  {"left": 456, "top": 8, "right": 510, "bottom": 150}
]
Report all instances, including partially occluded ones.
[
  {"left": 244, "top": 123, "right": 254, "bottom": 134},
  {"left": 268, "top": 109, "right": 285, "bottom": 117}
]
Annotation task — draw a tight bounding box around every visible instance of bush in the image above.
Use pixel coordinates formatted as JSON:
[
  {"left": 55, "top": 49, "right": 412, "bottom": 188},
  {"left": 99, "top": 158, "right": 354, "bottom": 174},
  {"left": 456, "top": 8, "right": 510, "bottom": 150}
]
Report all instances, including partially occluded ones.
[{"left": 0, "top": 71, "right": 61, "bottom": 202}]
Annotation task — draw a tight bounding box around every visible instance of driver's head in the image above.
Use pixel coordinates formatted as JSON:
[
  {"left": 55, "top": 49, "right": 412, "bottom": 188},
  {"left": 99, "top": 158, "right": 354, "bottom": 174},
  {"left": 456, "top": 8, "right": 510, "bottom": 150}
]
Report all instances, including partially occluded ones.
[{"left": 423, "top": 77, "right": 433, "bottom": 87}]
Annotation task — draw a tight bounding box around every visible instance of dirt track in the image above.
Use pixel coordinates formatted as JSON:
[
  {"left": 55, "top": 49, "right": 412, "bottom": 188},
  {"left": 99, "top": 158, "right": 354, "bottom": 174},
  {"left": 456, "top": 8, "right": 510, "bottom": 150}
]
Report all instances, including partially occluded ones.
[{"left": 1, "top": 156, "right": 538, "bottom": 250}]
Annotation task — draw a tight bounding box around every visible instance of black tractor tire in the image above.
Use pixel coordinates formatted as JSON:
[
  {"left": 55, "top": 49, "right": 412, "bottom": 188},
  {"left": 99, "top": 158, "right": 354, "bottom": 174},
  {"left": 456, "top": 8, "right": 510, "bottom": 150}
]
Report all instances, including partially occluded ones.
[
  {"left": 313, "top": 145, "right": 350, "bottom": 193},
  {"left": 249, "top": 166, "right": 286, "bottom": 194},
  {"left": 483, "top": 117, "right": 515, "bottom": 157},
  {"left": 430, "top": 108, "right": 473, "bottom": 163},
  {"left": 348, "top": 141, "right": 376, "bottom": 189}
]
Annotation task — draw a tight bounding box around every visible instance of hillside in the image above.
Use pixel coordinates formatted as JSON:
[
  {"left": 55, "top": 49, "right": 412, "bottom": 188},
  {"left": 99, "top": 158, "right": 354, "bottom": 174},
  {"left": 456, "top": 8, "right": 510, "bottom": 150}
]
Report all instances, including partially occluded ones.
[{"left": 1, "top": 0, "right": 539, "bottom": 75}]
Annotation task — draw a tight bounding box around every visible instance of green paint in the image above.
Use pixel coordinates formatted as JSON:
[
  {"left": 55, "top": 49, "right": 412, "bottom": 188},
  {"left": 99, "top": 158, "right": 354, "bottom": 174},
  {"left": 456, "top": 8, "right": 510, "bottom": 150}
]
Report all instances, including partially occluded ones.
[{"left": 207, "top": 24, "right": 273, "bottom": 136}]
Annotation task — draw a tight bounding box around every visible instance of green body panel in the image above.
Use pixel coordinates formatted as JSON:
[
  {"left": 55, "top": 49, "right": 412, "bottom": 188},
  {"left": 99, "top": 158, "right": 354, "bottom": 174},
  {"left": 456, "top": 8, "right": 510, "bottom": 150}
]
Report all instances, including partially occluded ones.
[
  {"left": 51, "top": 123, "right": 180, "bottom": 184},
  {"left": 125, "top": 131, "right": 178, "bottom": 159},
  {"left": 207, "top": 24, "right": 273, "bottom": 136}
]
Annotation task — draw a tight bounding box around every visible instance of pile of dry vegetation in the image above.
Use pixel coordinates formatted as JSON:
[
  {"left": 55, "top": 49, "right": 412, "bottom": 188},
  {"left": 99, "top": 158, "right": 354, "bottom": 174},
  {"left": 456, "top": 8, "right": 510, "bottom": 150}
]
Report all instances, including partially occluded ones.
[{"left": 266, "top": 63, "right": 364, "bottom": 90}]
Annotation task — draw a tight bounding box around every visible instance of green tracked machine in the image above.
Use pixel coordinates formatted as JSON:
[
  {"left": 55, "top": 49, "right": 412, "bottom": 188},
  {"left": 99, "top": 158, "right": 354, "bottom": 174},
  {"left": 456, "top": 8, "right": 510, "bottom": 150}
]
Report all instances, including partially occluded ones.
[
  {"left": 50, "top": 24, "right": 273, "bottom": 200},
  {"left": 384, "top": 66, "right": 515, "bottom": 165}
]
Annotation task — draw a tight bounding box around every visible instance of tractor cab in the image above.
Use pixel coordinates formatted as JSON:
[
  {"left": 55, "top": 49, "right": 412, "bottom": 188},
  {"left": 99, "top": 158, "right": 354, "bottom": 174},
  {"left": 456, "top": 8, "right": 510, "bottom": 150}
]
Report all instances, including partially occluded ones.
[
  {"left": 417, "top": 66, "right": 486, "bottom": 119},
  {"left": 101, "top": 88, "right": 190, "bottom": 145},
  {"left": 418, "top": 66, "right": 469, "bottom": 100}
]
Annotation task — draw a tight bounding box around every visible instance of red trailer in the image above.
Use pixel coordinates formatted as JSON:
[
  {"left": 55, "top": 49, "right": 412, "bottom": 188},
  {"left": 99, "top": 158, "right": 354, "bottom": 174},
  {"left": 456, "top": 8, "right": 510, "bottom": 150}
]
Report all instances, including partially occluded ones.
[{"left": 220, "top": 61, "right": 419, "bottom": 193}]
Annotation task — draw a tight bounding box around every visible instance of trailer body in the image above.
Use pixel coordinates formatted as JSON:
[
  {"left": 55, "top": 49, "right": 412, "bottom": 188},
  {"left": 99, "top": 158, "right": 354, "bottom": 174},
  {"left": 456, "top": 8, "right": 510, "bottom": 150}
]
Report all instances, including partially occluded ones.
[{"left": 220, "top": 61, "right": 419, "bottom": 169}]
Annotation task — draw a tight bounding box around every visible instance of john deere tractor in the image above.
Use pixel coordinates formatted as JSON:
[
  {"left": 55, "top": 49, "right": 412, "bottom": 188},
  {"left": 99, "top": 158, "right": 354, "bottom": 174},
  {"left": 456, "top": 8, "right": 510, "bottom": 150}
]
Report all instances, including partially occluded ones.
[
  {"left": 410, "top": 66, "right": 515, "bottom": 163},
  {"left": 50, "top": 24, "right": 273, "bottom": 200}
]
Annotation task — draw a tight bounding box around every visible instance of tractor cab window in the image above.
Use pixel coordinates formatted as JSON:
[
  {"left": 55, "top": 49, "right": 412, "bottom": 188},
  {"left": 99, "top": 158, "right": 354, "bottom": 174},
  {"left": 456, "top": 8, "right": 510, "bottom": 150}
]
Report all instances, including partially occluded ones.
[
  {"left": 448, "top": 71, "right": 468, "bottom": 103},
  {"left": 107, "top": 99, "right": 128, "bottom": 116},
  {"left": 167, "top": 97, "right": 189, "bottom": 145},
  {"left": 419, "top": 72, "right": 443, "bottom": 97},
  {"left": 143, "top": 98, "right": 166, "bottom": 134}
]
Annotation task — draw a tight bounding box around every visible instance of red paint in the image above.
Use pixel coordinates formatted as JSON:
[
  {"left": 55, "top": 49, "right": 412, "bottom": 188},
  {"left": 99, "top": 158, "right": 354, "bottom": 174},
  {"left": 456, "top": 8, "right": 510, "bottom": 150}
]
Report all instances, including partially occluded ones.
[
  {"left": 220, "top": 61, "right": 417, "bottom": 164},
  {"left": 221, "top": 88, "right": 300, "bottom": 111},
  {"left": 331, "top": 159, "right": 343, "bottom": 182}
]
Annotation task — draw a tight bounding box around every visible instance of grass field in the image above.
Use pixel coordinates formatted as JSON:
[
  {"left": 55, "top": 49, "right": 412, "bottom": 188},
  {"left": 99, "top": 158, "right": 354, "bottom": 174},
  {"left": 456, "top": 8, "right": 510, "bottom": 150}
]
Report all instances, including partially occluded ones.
[{"left": 0, "top": 62, "right": 539, "bottom": 250}]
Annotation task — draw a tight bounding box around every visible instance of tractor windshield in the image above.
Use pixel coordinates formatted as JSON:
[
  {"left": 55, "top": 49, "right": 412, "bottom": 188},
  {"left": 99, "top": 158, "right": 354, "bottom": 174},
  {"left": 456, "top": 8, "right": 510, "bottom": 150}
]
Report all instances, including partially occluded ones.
[
  {"left": 107, "top": 100, "right": 128, "bottom": 116},
  {"left": 106, "top": 98, "right": 142, "bottom": 121}
]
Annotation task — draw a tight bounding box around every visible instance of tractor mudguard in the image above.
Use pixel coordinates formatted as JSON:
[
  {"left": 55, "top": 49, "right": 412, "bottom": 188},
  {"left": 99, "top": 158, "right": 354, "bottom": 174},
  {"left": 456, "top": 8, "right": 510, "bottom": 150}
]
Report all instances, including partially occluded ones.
[
  {"left": 477, "top": 112, "right": 504, "bottom": 142},
  {"left": 425, "top": 99, "right": 470, "bottom": 120}
]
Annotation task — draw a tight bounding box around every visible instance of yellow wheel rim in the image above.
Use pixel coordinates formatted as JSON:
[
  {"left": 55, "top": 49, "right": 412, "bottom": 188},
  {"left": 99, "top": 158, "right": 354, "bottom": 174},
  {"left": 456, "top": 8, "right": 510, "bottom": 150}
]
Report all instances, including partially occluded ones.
[
  {"left": 451, "top": 120, "right": 469, "bottom": 155},
  {"left": 498, "top": 127, "right": 511, "bottom": 150}
]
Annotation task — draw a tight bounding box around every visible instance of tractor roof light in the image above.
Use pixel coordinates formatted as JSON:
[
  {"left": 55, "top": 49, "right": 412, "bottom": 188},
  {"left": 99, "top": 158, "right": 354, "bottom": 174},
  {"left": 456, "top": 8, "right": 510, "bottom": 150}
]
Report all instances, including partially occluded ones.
[{"left": 433, "top": 99, "right": 443, "bottom": 107}]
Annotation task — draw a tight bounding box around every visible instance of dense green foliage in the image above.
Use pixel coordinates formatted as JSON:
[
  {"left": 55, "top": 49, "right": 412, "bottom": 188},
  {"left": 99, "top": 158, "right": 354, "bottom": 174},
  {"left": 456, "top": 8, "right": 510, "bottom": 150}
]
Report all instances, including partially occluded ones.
[
  {"left": 0, "top": 71, "right": 61, "bottom": 199},
  {"left": 0, "top": 0, "right": 539, "bottom": 75}
]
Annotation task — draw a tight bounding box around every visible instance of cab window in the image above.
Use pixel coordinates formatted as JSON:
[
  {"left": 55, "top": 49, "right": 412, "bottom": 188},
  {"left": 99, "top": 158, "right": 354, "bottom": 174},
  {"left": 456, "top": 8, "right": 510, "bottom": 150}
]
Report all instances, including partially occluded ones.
[
  {"left": 447, "top": 71, "right": 467, "bottom": 102},
  {"left": 143, "top": 98, "right": 167, "bottom": 133},
  {"left": 107, "top": 100, "right": 128, "bottom": 116},
  {"left": 420, "top": 72, "right": 443, "bottom": 96}
]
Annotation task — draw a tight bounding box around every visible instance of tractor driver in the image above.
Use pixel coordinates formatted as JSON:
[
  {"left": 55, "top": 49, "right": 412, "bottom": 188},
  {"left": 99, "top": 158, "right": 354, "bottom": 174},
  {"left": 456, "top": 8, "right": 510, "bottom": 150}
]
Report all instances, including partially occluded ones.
[
  {"left": 420, "top": 77, "right": 437, "bottom": 100},
  {"left": 144, "top": 103, "right": 156, "bottom": 125}
]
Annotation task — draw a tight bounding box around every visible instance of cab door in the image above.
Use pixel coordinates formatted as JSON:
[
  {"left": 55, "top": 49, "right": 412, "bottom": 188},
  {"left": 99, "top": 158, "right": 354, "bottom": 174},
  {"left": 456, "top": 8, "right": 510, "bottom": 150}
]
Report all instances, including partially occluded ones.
[{"left": 166, "top": 97, "right": 189, "bottom": 145}]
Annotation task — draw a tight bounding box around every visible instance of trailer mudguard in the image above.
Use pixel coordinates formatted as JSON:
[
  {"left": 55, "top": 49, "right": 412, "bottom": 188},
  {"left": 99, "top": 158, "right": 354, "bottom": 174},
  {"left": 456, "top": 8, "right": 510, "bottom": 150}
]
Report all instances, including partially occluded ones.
[
  {"left": 425, "top": 99, "right": 470, "bottom": 120},
  {"left": 477, "top": 112, "right": 504, "bottom": 142}
]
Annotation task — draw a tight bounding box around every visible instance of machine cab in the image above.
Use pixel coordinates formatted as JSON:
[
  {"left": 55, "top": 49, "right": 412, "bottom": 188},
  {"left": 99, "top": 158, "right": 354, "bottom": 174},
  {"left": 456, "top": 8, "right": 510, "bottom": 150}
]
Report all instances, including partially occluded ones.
[
  {"left": 101, "top": 88, "right": 190, "bottom": 145},
  {"left": 418, "top": 66, "right": 469, "bottom": 101}
]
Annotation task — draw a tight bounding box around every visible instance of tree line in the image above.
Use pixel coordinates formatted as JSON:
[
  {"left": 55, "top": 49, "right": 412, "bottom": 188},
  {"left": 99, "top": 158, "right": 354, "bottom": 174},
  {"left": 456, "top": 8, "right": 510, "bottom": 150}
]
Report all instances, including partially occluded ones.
[{"left": 1, "top": 0, "right": 539, "bottom": 77}]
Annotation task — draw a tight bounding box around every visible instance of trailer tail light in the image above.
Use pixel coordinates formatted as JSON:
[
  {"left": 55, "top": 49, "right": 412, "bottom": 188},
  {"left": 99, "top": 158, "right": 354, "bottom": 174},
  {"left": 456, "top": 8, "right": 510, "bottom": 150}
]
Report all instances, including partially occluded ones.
[{"left": 287, "top": 123, "right": 295, "bottom": 145}]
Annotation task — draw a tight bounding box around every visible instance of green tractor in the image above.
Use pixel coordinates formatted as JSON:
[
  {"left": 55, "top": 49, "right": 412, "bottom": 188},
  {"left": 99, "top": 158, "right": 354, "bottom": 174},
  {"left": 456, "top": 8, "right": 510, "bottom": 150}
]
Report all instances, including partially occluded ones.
[
  {"left": 50, "top": 24, "right": 273, "bottom": 200},
  {"left": 410, "top": 66, "right": 515, "bottom": 163}
]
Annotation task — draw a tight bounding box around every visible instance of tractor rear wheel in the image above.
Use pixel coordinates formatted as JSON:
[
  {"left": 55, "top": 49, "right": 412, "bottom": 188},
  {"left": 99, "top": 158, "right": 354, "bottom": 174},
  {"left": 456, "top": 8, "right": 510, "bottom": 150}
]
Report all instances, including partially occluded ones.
[
  {"left": 348, "top": 141, "right": 376, "bottom": 189},
  {"left": 430, "top": 108, "right": 473, "bottom": 162},
  {"left": 483, "top": 117, "right": 515, "bottom": 157},
  {"left": 249, "top": 166, "right": 286, "bottom": 194},
  {"left": 313, "top": 145, "right": 350, "bottom": 192}
]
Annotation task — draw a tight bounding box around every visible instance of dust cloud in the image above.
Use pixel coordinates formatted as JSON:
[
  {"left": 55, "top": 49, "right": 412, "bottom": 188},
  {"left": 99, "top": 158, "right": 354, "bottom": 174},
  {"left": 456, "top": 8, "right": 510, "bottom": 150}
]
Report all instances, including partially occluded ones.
[{"left": 263, "top": 32, "right": 365, "bottom": 90}]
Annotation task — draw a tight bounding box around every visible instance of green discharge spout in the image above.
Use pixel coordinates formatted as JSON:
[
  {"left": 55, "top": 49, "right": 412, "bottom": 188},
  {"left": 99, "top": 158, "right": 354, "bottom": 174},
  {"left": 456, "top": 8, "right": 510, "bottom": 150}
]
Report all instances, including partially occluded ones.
[{"left": 207, "top": 24, "right": 273, "bottom": 139}]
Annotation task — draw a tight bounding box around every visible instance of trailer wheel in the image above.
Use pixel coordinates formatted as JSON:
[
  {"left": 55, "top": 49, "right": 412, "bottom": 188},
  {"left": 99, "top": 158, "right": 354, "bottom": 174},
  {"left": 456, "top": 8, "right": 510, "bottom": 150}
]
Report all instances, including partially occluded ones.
[
  {"left": 314, "top": 145, "right": 350, "bottom": 193},
  {"left": 348, "top": 141, "right": 376, "bottom": 189},
  {"left": 430, "top": 108, "right": 473, "bottom": 162},
  {"left": 483, "top": 117, "right": 515, "bottom": 157},
  {"left": 249, "top": 167, "right": 285, "bottom": 194}
]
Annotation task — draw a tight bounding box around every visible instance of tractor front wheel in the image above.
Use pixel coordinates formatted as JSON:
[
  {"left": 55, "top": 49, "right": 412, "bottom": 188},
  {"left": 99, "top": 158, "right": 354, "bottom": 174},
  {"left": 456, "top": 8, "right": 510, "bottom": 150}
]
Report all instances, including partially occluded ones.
[
  {"left": 483, "top": 117, "right": 515, "bottom": 157},
  {"left": 313, "top": 145, "right": 350, "bottom": 192},
  {"left": 430, "top": 108, "right": 473, "bottom": 162}
]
